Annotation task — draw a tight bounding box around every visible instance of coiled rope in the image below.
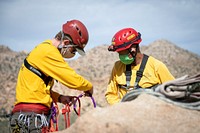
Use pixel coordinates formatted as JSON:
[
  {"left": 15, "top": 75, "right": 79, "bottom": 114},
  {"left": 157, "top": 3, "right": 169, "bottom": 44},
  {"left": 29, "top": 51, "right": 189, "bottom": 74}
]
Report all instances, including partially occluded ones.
[{"left": 122, "top": 74, "right": 200, "bottom": 111}]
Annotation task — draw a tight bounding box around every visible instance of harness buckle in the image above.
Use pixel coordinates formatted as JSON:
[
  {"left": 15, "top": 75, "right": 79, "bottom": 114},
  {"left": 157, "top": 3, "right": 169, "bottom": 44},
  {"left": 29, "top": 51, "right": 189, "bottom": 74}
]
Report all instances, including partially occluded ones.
[{"left": 118, "top": 84, "right": 134, "bottom": 91}]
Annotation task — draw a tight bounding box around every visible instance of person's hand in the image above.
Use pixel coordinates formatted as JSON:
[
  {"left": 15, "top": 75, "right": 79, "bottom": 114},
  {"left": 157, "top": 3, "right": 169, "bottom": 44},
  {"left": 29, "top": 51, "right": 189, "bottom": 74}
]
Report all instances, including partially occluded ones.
[
  {"left": 59, "top": 95, "right": 75, "bottom": 105},
  {"left": 84, "top": 87, "right": 93, "bottom": 97}
]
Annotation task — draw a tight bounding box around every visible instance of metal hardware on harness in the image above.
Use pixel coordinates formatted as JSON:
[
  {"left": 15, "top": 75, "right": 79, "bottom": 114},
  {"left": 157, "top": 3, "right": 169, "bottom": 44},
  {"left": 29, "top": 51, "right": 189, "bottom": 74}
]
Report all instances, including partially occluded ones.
[
  {"left": 10, "top": 112, "right": 49, "bottom": 132},
  {"left": 118, "top": 84, "right": 134, "bottom": 91}
]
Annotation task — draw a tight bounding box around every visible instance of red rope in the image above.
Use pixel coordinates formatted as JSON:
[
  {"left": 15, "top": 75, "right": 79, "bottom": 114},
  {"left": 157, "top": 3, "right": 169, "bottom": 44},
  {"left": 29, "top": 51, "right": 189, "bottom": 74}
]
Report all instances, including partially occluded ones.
[
  {"left": 62, "top": 104, "right": 71, "bottom": 128},
  {"left": 51, "top": 94, "right": 96, "bottom": 131},
  {"left": 61, "top": 96, "right": 82, "bottom": 129}
]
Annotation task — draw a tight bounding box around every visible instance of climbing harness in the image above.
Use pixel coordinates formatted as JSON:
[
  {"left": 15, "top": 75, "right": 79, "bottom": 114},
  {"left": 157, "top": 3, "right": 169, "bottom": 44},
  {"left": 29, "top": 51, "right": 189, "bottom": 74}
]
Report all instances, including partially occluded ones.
[
  {"left": 14, "top": 56, "right": 97, "bottom": 131},
  {"left": 118, "top": 54, "right": 149, "bottom": 90}
]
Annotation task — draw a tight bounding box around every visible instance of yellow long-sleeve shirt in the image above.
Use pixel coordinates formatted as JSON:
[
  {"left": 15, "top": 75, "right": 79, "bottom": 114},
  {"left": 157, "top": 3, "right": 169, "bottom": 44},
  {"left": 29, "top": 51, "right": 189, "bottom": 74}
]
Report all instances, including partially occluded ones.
[
  {"left": 15, "top": 40, "right": 92, "bottom": 108},
  {"left": 105, "top": 55, "right": 175, "bottom": 105}
]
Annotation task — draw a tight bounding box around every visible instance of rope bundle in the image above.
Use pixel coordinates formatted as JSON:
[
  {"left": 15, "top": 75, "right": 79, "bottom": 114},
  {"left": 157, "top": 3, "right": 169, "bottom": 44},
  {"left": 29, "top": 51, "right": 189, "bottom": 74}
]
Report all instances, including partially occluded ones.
[{"left": 122, "top": 74, "right": 200, "bottom": 110}]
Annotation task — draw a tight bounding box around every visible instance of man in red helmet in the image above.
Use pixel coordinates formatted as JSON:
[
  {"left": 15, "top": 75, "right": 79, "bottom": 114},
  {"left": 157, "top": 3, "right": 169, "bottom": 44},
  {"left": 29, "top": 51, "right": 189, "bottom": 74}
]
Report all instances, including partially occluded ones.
[
  {"left": 105, "top": 28, "right": 175, "bottom": 105},
  {"left": 10, "top": 20, "right": 93, "bottom": 132}
]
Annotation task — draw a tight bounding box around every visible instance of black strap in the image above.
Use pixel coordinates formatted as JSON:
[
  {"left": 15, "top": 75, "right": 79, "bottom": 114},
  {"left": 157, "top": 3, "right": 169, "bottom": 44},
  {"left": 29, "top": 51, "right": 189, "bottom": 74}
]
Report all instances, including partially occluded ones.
[
  {"left": 24, "top": 58, "right": 51, "bottom": 86},
  {"left": 125, "top": 64, "right": 132, "bottom": 87},
  {"left": 122, "top": 54, "right": 149, "bottom": 90},
  {"left": 134, "top": 54, "right": 149, "bottom": 89}
]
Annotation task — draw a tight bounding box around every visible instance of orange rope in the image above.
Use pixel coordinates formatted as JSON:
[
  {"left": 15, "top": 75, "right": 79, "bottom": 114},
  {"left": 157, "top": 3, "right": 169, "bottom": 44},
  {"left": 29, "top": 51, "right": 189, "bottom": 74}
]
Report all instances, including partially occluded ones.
[
  {"left": 62, "top": 104, "right": 71, "bottom": 128},
  {"left": 61, "top": 96, "right": 81, "bottom": 129},
  {"left": 49, "top": 94, "right": 96, "bottom": 131}
]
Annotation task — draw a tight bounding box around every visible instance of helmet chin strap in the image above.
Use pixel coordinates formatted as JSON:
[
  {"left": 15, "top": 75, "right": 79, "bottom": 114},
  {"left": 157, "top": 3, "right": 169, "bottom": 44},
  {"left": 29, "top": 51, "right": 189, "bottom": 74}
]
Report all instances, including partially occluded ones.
[{"left": 58, "top": 31, "right": 65, "bottom": 51}]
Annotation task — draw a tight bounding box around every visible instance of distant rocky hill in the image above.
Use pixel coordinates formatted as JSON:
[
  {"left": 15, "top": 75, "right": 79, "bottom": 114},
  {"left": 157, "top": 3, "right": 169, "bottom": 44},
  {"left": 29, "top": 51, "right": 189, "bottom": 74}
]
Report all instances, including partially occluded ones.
[
  {"left": 0, "top": 39, "right": 200, "bottom": 114},
  {"left": 142, "top": 40, "right": 200, "bottom": 77},
  {"left": 0, "top": 45, "right": 27, "bottom": 114},
  {"left": 68, "top": 39, "right": 200, "bottom": 80}
]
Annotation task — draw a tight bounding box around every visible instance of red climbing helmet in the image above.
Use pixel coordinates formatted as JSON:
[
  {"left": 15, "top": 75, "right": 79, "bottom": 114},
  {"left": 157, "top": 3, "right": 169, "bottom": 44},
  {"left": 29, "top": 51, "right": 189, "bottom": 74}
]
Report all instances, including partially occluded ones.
[
  {"left": 108, "top": 28, "right": 142, "bottom": 52},
  {"left": 62, "top": 20, "right": 89, "bottom": 49}
]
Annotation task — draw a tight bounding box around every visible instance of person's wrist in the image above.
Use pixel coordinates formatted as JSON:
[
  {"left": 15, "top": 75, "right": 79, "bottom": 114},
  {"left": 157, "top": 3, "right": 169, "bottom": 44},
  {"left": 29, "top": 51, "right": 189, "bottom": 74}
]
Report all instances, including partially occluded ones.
[{"left": 58, "top": 95, "right": 63, "bottom": 103}]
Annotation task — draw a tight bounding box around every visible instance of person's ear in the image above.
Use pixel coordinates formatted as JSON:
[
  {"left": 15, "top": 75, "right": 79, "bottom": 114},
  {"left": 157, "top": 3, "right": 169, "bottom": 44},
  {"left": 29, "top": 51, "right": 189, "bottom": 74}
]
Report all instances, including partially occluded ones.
[{"left": 63, "top": 39, "right": 70, "bottom": 45}]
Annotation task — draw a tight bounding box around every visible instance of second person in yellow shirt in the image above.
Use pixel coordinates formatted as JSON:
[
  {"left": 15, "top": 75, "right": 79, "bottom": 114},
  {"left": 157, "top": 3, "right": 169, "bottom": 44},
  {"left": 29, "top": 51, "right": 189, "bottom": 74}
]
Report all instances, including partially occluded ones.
[{"left": 105, "top": 28, "right": 175, "bottom": 105}]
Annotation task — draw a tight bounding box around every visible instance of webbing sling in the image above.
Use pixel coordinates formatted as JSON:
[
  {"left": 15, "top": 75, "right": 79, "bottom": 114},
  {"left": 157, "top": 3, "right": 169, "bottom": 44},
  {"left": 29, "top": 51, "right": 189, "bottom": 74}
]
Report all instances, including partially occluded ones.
[
  {"left": 24, "top": 58, "right": 52, "bottom": 86},
  {"left": 134, "top": 54, "right": 149, "bottom": 89},
  {"left": 125, "top": 54, "right": 149, "bottom": 89},
  {"left": 125, "top": 64, "right": 132, "bottom": 87}
]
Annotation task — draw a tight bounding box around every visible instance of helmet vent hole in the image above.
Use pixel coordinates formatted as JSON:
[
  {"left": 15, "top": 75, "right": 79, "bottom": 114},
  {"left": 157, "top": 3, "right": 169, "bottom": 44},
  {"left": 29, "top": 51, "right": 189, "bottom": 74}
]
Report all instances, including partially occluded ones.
[
  {"left": 76, "top": 27, "right": 79, "bottom": 31},
  {"left": 76, "top": 26, "right": 82, "bottom": 37},
  {"left": 79, "top": 31, "right": 82, "bottom": 37}
]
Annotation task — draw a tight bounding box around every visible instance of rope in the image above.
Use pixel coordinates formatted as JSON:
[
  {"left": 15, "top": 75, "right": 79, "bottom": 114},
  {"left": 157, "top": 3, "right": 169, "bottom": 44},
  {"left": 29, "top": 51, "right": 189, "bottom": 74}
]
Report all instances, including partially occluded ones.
[
  {"left": 62, "top": 104, "right": 71, "bottom": 128},
  {"left": 61, "top": 95, "right": 81, "bottom": 129},
  {"left": 61, "top": 93, "right": 97, "bottom": 129},
  {"left": 73, "top": 96, "right": 81, "bottom": 116},
  {"left": 122, "top": 74, "right": 200, "bottom": 110},
  {"left": 76, "top": 93, "right": 97, "bottom": 108},
  {"left": 121, "top": 89, "right": 200, "bottom": 110},
  {"left": 155, "top": 74, "right": 200, "bottom": 100},
  {"left": 50, "top": 103, "right": 59, "bottom": 132}
]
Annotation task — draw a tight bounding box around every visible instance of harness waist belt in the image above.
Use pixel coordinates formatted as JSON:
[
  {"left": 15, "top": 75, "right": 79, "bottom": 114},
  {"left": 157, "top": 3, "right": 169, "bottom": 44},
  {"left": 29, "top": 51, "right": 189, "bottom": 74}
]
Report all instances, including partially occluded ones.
[{"left": 12, "top": 103, "right": 50, "bottom": 115}]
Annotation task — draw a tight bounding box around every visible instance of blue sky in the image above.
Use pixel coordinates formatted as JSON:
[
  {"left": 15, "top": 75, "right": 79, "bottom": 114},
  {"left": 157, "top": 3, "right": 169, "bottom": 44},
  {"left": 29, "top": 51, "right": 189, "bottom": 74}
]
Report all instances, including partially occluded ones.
[{"left": 0, "top": 0, "right": 200, "bottom": 56}]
